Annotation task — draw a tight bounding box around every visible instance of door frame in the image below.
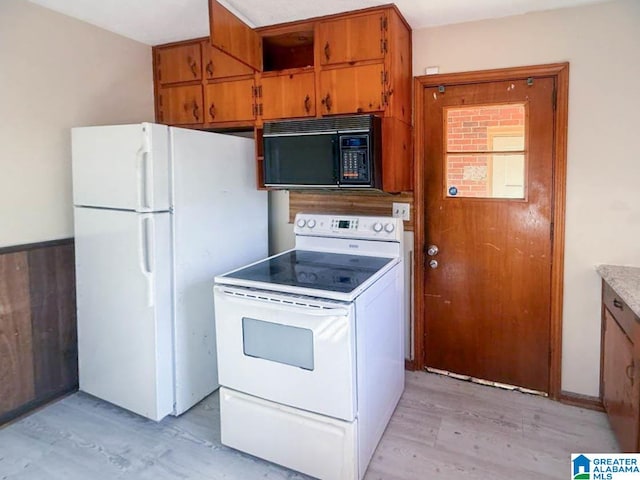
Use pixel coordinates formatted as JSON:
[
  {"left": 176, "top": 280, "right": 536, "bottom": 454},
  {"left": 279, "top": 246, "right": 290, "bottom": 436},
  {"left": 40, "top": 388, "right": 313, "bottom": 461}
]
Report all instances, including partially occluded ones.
[{"left": 412, "top": 63, "right": 569, "bottom": 399}]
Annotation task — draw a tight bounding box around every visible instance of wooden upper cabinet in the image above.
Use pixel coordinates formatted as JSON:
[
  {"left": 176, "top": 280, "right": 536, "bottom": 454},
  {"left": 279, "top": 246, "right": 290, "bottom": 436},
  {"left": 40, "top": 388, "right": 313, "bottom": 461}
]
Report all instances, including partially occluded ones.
[
  {"left": 381, "top": 117, "right": 412, "bottom": 192},
  {"left": 203, "top": 43, "right": 255, "bottom": 80},
  {"left": 317, "top": 12, "right": 386, "bottom": 66},
  {"left": 319, "top": 63, "right": 384, "bottom": 116},
  {"left": 209, "top": 0, "right": 262, "bottom": 71},
  {"left": 384, "top": 10, "right": 412, "bottom": 125},
  {"left": 156, "top": 43, "right": 202, "bottom": 85},
  {"left": 157, "top": 85, "right": 204, "bottom": 126},
  {"left": 260, "top": 71, "right": 315, "bottom": 120},
  {"left": 204, "top": 78, "right": 256, "bottom": 125}
]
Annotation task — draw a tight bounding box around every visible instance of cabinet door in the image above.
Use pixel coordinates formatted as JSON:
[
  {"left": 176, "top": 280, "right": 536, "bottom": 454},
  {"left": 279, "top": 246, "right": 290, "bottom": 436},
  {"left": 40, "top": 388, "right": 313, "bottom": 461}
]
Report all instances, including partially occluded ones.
[
  {"left": 157, "top": 85, "right": 204, "bottom": 126},
  {"left": 203, "top": 43, "right": 255, "bottom": 80},
  {"left": 318, "top": 12, "right": 385, "bottom": 66},
  {"left": 319, "top": 64, "right": 384, "bottom": 116},
  {"left": 209, "top": 0, "right": 261, "bottom": 71},
  {"left": 602, "top": 309, "right": 639, "bottom": 452},
  {"left": 155, "top": 43, "right": 202, "bottom": 85},
  {"left": 261, "top": 71, "right": 315, "bottom": 120},
  {"left": 205, "top": 79, "right": 255, "bottom": 124}
]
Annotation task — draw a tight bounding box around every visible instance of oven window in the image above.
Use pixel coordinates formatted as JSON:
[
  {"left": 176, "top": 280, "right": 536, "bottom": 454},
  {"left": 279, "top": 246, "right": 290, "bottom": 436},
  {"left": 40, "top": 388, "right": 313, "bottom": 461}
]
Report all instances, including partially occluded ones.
[{"left": 242, "top": 317, "right": 314, "bottom": 370}]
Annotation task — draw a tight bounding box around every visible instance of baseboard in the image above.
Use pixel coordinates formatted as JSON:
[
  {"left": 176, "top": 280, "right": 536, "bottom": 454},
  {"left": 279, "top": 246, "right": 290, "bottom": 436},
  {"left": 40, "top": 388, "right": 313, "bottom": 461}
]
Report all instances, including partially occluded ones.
[
  {"left": 558, "top": 390, "right": 604, "bottom": 412},
  {"left": 0, "top": 386, "right": 78, "bottom": 427},
  {"left": 404, "top": 359, "right": 417, "bottom": 371}
]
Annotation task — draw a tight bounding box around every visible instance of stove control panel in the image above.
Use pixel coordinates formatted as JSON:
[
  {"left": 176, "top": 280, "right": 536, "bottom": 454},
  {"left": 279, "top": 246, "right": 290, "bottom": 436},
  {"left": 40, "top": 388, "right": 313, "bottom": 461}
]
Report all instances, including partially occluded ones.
[{"left": 294, "top": 213, "right": 403, "bottom": 241}]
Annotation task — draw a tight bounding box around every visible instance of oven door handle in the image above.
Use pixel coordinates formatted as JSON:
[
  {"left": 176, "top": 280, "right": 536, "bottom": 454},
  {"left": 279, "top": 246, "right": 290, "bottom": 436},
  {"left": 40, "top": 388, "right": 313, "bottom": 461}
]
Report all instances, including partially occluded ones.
[{"left": 214, "top": 287, "right": 350, "bottom": 317}]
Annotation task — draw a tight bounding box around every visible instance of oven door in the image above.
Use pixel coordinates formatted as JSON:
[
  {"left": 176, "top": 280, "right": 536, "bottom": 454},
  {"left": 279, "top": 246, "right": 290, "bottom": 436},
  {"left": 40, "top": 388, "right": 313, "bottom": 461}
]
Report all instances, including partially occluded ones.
[{"left": 214, "top": 285, "right": 356, "bottom": 421}]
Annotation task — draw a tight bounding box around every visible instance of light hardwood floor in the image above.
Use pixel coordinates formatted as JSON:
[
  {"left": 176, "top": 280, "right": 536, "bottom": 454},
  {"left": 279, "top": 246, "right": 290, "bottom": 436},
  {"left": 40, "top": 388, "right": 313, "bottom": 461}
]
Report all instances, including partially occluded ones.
[{"left": 0, "top": 371, "right": 618, "bottom": 479}]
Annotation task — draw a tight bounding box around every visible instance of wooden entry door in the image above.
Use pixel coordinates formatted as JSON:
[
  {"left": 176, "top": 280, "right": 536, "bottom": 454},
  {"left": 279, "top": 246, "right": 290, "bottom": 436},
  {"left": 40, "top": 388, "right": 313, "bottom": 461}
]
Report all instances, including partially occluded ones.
[{"left": 423, "top": 77, "right": 555, "bottom": 392}]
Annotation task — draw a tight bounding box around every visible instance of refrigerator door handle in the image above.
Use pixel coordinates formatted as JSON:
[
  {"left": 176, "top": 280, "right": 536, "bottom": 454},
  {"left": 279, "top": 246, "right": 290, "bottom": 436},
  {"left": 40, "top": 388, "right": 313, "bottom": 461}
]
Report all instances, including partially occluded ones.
[
  {"left": 137, "top": 149, "right": 154, "bottom": 211},
  {"left": 138, "top": 215, "right": 155, "bottom": 307}
]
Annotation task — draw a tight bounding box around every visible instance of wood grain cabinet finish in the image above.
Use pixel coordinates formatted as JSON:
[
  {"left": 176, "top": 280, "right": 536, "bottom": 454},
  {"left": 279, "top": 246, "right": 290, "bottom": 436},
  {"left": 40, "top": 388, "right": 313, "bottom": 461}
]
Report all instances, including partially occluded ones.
[
  {"left": 203, "top": 43, "right": 255, "bottom": 80},
  {"left": 0, "top": 240, "right": 77, "bottom": 425},
  {"left": 155, "top": 42, "right": 202, "bottom": 85},
  {"left": 209, "top": 0, "right": 262, "bottom": 71},
  {"left": 601, "top": 281, "right": 640, "bottom": 452},
  {"left": 319, "top": 63, "right": 384, "bottom": 116},
  {"left": 154, "top": 38, "right": 257, "bottom": 128},
  {"left": 152, "top": 4, "right": 413, "bottom": 192},
  {"left": 317, "top": 12, "right": 386, "bottom": 66},
  {"left": 157, "top": 85, "right": 204, "bottom": 126},
  {"left": 260, "top": 71, "right": 315, "bottom": 120},
  {"left": 205, "top": 78, "right": 256, "bottom": 124}
]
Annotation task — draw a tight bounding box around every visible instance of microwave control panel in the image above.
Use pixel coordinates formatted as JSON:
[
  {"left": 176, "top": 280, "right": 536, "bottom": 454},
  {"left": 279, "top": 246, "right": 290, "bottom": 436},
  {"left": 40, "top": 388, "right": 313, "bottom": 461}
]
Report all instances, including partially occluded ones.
[{"left": 339, "top": 135, "right": 370, "bottom": 183}]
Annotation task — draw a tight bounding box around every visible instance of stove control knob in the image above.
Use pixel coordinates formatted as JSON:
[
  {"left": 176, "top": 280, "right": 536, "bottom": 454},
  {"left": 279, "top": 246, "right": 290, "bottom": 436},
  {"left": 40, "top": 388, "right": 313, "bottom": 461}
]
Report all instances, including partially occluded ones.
[
  {"left": 373, "top": 222, "right": 383, "bottom": 233},
  {"left": 384, "top": 223, "right": 395, "bottom": 233},
  {"left": 307, "top": 219, "right": 316, "bottom": 229},
  {"left": 296, "top": 218, "right": 307, "bottom": 228}
]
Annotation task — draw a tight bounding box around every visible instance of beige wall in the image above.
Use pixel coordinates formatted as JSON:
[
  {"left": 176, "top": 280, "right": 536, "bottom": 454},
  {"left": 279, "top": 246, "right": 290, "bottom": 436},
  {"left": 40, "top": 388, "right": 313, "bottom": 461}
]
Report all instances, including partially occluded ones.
[
  {"left": 413, "top": 0, "right": 640, "bottom": 396},
  {"left": 0, "top": 0, "right": 154, "bottom": 247}
]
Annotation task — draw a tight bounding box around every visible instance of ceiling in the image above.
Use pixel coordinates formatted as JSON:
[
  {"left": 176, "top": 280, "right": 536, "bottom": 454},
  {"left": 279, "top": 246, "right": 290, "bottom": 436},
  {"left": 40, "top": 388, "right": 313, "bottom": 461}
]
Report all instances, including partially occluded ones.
[{"left": 27, "top": 0, "right": 608, "bottom": 46}]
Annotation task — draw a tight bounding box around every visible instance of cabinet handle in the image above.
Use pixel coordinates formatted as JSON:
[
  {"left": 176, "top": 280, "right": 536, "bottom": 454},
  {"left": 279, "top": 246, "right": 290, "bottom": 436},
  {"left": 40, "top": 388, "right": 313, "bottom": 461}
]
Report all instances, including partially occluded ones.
[
  {"left": 613, "top": 298, "right": 623, "bottom": 310},
  {"left": 324, "top": 42, "right": 331, "bottom": 62},
  {"left": 206, "top": 60, "right": 214, "bottom": 77},
  {"left": 627, "top": 363, "right": 635, "bottom": 385},
  {"left": 187, "top": 56, "right": 198, "bottom": 77},
  {"left": 192, "top": 101, "right": 200, "bottom": 121},
  {"left": 304, "top": 95, "right": 311, "bottom": 113},
  {"left": 209, "top": 103, "right": 216, "bottom": 120},
  {"left": 321, "top": 94, "right": 332, "bottom": 112}
]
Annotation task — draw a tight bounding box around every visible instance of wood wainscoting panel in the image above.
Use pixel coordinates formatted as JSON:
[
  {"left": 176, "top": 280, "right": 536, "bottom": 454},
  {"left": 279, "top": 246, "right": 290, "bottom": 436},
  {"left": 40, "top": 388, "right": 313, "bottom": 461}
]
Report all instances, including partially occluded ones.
[
  {"left": 289, "top": 191, "right": 414, "bottom": 230},
  {"left": 0, "top": 252, "right": 35, "bottom": 414},
  {"left": 28, "top": 243, "right": 78, "bottom": 399},
  {"left": 0, "top": 239, "right": 77, "bottom": 425}
]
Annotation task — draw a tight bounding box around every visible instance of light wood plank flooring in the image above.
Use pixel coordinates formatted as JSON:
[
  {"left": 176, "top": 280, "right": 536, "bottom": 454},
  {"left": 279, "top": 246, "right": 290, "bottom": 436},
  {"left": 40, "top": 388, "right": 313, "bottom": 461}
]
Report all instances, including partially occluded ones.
[{"left": 0, "top": 371, "right": 618, "bottom": 479}]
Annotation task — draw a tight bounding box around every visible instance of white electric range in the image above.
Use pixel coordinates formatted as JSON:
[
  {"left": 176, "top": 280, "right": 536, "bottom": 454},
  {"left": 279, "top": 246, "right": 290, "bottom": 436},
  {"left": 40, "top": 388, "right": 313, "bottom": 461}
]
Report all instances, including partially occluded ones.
[{"left": 213, "top": 213, "right": 405, "bottom": 480}]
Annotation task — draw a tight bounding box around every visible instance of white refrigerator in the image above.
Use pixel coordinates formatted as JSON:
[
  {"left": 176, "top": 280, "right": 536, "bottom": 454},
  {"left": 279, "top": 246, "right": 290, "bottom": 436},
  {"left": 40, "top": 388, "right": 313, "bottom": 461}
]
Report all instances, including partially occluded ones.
[{"left": 71, "top": 123, "right": 267, "bottom": 421}]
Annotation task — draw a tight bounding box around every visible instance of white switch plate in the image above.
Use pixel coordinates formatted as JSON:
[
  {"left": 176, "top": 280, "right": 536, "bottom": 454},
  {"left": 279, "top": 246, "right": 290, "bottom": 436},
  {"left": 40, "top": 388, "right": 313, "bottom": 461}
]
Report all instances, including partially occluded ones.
[{"left": 392, "top": 202, "right": 410, "bottom": 221}]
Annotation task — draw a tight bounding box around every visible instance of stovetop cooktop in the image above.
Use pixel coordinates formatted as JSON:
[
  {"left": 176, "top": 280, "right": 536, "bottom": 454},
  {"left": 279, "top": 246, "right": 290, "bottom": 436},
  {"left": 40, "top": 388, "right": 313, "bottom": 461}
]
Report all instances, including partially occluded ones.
[{"left": 221, "top": 250, "right": 394, "bottom": 294}]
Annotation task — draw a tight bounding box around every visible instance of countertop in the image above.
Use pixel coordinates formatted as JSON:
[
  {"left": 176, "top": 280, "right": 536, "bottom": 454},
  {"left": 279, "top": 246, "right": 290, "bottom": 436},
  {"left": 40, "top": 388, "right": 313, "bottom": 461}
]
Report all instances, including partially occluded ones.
[{"left": 597, "top": 264, "right": 640, "bottom": 318}]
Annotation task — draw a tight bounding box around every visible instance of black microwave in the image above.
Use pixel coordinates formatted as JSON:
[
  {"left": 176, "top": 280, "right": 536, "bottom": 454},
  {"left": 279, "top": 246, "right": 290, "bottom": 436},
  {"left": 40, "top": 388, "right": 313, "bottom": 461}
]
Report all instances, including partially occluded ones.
[{"left": 263, "top": 115, "right": 382, "bottom": 189}]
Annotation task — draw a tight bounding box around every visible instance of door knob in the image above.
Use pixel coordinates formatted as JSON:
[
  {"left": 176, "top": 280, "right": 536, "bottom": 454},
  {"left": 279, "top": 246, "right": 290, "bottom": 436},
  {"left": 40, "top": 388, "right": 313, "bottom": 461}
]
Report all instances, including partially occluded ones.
[
  {"left": 429, "top": 259, "right": 438, "bottom": 269},
  {"left": 427, "top": 245, "right": 439, "bottom": 256}
]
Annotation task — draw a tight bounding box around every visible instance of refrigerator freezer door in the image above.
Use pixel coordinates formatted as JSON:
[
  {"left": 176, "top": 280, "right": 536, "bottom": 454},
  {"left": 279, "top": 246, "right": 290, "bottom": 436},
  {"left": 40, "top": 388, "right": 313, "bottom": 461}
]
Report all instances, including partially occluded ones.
[
  {"left": 74, "top": 207, "right": 173, "bottom": 421},
  {"left": 169, "top": 127, "right": 268, "bottom": 415},
  {"left": 72, "top": 123, "right": 170, "bottom": 212}
]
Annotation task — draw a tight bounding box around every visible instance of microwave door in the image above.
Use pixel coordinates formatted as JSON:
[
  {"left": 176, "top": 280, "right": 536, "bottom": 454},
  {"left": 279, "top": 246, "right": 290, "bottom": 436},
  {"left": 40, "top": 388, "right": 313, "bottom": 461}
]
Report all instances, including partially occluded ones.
[{"left": 264, "top": 133, "right": 338, "bottom": 187}]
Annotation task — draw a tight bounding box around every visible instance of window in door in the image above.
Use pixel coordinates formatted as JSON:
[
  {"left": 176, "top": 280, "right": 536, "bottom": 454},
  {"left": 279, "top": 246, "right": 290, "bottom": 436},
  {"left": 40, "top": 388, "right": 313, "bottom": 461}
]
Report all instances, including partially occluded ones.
[{"left": 444, "top": 103, "right": 526, "bottom": 199}]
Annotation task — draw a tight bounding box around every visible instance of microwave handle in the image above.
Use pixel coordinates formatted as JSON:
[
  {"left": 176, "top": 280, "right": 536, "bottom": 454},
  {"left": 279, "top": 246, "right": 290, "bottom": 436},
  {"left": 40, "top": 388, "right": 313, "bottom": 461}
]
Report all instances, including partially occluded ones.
[{"left": 333, "top": 135, "right": 340, "bottom": 184}]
